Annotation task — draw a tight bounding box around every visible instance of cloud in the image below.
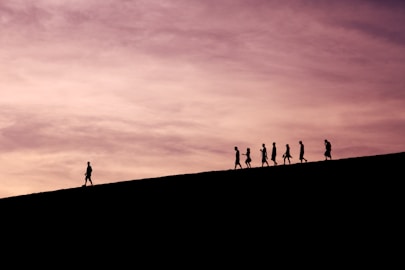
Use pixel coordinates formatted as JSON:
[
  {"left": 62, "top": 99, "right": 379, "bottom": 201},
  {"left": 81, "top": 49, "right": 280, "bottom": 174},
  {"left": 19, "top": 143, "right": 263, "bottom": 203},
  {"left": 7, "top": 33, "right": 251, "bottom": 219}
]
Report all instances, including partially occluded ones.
[{"left": 1, "top": 0, "right": 405, "bottom": 198}]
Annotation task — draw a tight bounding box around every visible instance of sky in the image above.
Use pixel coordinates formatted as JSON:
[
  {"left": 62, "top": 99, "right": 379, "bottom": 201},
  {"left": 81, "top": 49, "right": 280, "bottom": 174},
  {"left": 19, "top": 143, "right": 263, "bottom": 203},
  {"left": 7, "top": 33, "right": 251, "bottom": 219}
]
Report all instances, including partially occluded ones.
[{"left": 1, "top": 0, "right": 405, "bottom": 198}]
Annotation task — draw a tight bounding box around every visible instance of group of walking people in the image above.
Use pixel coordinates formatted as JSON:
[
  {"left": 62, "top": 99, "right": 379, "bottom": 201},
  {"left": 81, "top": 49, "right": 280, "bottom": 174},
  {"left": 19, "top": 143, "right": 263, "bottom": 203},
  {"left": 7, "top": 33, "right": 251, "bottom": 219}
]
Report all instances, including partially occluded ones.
[
  {"left": 82, "top": 140, "right": 332, "bottom": 186},
  {"left": 234, "top": 139, "right": 332, "bottom": 169}
]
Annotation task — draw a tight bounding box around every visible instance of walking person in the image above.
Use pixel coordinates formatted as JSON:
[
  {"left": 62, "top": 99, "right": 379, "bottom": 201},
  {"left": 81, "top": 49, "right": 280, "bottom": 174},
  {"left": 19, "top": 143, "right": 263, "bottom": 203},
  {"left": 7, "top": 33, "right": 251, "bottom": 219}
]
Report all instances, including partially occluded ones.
[
  {"left": 271, "top": 142, "right": 278, "bottom": 165},
  {"left": 242, "top": 147, "right": 252, "bottom": 168},
  {"left": 283, "top": 144, "right": 292, "bottom": 165},
  {"left": 299, "top": 141, "right": 308, "bottom": 163},
  {"left": 83, "top": 161, "right": 93, "bottom": 187},
  {"left": 260, "top": 143, "right": 269, "bottom": 167},
  {"left": 234, "top": 146, "right": 243, "bottom": 169},
  {"left": 324, "top": 139, "right": 332, "bottom": 160}
]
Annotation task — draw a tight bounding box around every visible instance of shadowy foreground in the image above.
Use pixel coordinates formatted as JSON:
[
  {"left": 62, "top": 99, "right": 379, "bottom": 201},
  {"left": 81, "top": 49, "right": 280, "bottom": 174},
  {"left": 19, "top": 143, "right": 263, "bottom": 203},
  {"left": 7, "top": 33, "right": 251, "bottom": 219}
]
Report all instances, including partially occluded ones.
[
  {"left": 1, "top": 152, "right": 403, "bottom": 265},
  {"left": 2, "top": 152, "right": 403, "bottom": 214}
]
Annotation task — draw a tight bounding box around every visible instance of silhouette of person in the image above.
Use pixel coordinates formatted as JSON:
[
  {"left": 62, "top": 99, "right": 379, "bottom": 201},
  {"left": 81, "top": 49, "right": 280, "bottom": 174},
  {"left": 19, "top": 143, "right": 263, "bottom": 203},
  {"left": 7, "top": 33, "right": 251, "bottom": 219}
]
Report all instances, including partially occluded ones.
[
  {"left": 83, "top": 161, "right": 93, "bottom": 186},
  {"left": 299, "top": 141, "right": 308, "bottom": 163},
  {"left": 260, "top": 143, "right": 269, "bottom": 167},
  {"left": 242, "top": 147, "right": 252, "bottom": 168},
  {"left": 324, "top": 139, "right": 332, "bottom": 160},
  {"left": 271, "top": 142, "right": 278, "bottom": 165},
  {"left": 283, "top": 144, "right": 292, "bottom": 165},
  {"left": 234, "top": 146, "right": 242, "bottom": 169}
]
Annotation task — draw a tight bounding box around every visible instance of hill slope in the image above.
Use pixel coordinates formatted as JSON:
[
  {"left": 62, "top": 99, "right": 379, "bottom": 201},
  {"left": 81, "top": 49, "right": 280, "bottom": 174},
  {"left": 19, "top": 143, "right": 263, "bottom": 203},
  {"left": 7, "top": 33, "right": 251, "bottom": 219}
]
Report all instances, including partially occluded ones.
[
  {"left": 1, "top": 152, "right": 402, "bottom": 265},
  {"left": 1, "top": 152, "right": 403, "bottom": 210}
]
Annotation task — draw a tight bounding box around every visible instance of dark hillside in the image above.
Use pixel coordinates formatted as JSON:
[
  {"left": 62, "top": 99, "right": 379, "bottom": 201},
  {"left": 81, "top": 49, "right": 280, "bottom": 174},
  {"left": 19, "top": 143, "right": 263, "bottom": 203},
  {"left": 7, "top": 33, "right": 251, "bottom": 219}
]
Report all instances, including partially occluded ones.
[
  {"left": 1, "top": 152, "right": 403, "bottom": 264},
  {"left": 1, "top": 152, "right": 403, "bottom": 217}
]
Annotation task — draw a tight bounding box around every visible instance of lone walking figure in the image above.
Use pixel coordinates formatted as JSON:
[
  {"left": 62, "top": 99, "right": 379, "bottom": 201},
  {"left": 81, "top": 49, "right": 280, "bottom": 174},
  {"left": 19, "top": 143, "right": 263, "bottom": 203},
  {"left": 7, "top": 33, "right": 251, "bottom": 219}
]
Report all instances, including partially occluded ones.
[{"left": 83, "top": 161, "right": 93, "bottom": 186}]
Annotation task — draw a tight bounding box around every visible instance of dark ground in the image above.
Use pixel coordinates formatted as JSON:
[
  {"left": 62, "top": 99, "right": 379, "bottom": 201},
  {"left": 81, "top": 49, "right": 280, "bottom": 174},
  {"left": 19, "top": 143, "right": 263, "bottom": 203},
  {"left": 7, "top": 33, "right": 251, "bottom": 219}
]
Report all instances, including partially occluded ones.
[{"left": 1, "top": 152, "right": 403, "bottom": 266}]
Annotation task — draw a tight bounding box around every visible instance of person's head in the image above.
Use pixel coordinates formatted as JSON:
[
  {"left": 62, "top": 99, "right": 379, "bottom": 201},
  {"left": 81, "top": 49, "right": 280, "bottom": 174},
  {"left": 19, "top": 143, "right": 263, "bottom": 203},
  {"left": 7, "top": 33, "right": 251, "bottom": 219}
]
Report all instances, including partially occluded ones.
[
  {"left": 273, "top": 142, "right": 276, "bottom": 145},
  {"left": 235, "top": 146, "right": 238, "bottom": 150},
  {"left": 87, "top": 161, "right": 90, "bottom": 165},
  {"left": 299, "top": 141, "right": 302, "bottom": 144}
]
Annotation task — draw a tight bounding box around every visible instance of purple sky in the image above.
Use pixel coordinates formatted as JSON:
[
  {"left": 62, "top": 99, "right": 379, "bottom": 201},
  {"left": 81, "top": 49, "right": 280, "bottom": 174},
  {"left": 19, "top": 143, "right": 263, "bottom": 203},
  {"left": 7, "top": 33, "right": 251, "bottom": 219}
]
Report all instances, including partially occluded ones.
[{"left": 1, "top": 0, "right": 404, "bottom": 198}]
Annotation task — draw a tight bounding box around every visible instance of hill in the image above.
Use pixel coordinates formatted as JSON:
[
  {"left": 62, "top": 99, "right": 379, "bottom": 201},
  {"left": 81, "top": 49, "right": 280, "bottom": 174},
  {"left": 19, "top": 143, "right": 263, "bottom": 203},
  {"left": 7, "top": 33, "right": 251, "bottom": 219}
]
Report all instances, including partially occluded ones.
[
  {"left": 1, "top": 152, "right": 403, "bottom": 215},
  {"left": 1, "top": 152, "right": 402, "bottom": 265}
]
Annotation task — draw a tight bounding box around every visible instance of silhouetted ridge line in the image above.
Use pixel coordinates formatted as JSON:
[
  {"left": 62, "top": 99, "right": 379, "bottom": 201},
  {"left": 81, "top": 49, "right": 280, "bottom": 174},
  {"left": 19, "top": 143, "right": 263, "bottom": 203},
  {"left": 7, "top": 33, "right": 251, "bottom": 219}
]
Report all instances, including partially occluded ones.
[{"left": 0, "top": 152, "right": 403, "bottom": 206}]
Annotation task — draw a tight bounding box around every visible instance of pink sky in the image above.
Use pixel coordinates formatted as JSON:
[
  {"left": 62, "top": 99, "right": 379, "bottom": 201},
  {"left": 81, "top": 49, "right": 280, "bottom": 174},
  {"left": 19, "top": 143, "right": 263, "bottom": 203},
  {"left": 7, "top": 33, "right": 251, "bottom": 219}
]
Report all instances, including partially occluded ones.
[{"left": 1, "top": 0, "right": 404, "bottom": 198}]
